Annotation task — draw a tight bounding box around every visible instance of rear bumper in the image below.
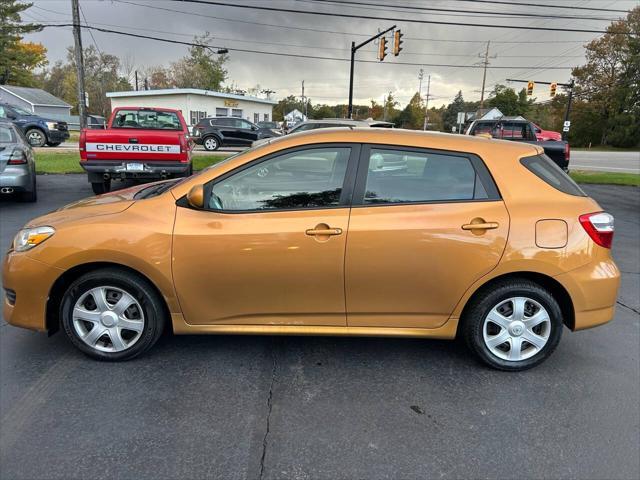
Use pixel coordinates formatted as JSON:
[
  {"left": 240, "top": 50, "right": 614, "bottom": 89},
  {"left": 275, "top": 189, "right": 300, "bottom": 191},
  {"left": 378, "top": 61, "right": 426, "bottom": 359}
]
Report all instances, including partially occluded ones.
[
  {"left": 0, "top": 166, "right": 33, "bottom": 191},
  {"left": 554, "top": 256, "right": 621, "bottom": 330},
  {"left": 81, "top": 161, "right": 190, "bottom": 179}
]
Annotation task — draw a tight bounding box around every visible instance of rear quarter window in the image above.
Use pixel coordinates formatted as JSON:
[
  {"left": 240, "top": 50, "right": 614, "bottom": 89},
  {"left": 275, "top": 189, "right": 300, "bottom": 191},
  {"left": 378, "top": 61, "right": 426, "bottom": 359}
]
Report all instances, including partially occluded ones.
[{"left": 521, "top": 154, "right": 585, "bottom": 196}]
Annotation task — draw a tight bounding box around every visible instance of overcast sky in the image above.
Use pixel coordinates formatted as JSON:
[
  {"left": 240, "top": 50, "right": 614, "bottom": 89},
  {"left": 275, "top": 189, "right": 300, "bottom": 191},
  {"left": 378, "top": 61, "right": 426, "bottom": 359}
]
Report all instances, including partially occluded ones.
[{"left": 23, "top": 0, "right": 636, "bottom": 108}]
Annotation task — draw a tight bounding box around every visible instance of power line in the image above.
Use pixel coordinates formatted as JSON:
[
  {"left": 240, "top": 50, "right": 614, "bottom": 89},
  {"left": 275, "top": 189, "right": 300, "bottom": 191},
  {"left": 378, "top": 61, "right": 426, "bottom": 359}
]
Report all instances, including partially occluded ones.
[
  {"left": 303, "top": 0, "right": 619, "bottom": 21},
  {"left": 79, "top": 4, "right": 103, "bottom": 58},
  {"left": 167, "top": 0, "right": 624, "bottom": 34},
  {"left": 448, "top": 0, "right": 629, "bottom": 14},
  {"left": 37, "top": 23, "right": 577, "bottom": 70},
  {"left": 114, "top": 0, "right": 595, "bottom": 44}
]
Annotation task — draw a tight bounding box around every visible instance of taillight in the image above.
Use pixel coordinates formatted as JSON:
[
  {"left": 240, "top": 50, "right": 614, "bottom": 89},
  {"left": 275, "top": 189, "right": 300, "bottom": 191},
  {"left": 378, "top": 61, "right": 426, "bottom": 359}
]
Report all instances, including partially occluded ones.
[
  {"left": 579, "top": 212, "right": 614, "bottom": 249},
  {"left": 8, "top": 150, "right": 27, "bottom": 165},
  {"left": 564, "top": 142, "right": 570, "bottom": 161},
  {"left": 79, "top": 129, "right": 86, "bottom": 152}
]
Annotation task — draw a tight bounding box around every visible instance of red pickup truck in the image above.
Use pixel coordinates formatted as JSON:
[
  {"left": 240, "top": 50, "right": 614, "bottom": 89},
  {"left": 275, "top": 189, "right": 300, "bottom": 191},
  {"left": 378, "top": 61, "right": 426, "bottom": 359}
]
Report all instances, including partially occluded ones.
[{"left": 80, "top": 107, "right": 193, "bottom": 194}]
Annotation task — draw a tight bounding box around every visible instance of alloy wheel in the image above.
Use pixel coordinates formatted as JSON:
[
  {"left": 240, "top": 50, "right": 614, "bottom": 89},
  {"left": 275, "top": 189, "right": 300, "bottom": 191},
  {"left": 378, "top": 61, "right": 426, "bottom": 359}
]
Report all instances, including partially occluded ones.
[
  {"left": 204, "top": 137, "right": 218, "bottom": 150},
  {"left": 27, "top": 130, "right": 45, "bottom": 147},
  {"left": 72, "top": 286, "right": 145, "bottom": 353},
  {"left": 482, "top": 297, "right": 551, "bottom": 362}
]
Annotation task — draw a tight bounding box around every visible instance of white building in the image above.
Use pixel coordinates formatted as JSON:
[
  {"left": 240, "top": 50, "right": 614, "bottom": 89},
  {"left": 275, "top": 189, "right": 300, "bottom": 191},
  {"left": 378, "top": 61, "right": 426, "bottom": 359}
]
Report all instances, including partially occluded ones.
[{"left": 106, "top": 88, "right": 277, "bottom": 126}]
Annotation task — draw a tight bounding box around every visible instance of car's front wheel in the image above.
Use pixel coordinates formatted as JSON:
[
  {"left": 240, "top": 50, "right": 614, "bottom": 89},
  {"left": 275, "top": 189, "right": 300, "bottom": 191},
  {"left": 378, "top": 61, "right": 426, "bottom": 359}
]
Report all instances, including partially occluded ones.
[
  {"left": 60, "top": 268, "right": 166, "bottom": 361},
  {"left": 462, "top": 280, "right": 563, "bottom": 371},
  {"left": 203, "top": 136, "right": 220, "bottom": 151},
  {"left": 25, "top": 128, "right": 46, "bottom": 147}
]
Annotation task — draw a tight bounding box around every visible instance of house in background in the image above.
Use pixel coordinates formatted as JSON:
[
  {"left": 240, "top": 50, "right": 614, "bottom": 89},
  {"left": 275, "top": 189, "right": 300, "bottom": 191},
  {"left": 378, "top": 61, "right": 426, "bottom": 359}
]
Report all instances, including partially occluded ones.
[
  {"left": 107, "top": 88, "right": 277, "bottom": 126},
  {"left": 284, "top": 109, "right": 306, "bottom": 126},
  {"left": 0, "top": 85, "right": 72, "bottom": 119}
]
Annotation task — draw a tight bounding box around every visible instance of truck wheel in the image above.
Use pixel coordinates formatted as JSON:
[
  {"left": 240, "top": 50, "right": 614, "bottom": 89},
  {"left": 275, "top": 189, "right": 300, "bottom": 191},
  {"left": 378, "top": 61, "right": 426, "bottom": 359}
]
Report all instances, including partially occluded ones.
[
  {"left": 181, "top": 164, "right": 194, "bottom": 177},
  {"left": 91, "top": 180, "right": 111, "bottom": 195},
  {"left": 203, "top": 136, "right": 220, "bottom": 151},
  {"left": 25, "top": 129, "right": 46, "bottom": 147}
]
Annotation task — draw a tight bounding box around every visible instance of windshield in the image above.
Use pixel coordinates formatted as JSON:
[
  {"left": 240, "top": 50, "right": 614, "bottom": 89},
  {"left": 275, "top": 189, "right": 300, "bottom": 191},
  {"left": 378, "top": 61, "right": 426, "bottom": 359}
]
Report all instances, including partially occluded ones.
[
  {"left": 12, "top": 105, "right": 32, "bottom": 116},
  {"left": 112, "top": 109, "right": 182, "bottom": 130},
  {"left": 0, "top": 124, "right": 17, "bottom": 143}
]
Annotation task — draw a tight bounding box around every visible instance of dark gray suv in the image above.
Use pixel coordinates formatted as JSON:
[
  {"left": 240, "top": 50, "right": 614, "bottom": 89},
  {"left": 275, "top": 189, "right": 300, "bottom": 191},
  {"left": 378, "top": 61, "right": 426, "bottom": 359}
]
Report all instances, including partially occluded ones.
[{"left": 192, "top": 117, "right": 281, "bottom": 151}]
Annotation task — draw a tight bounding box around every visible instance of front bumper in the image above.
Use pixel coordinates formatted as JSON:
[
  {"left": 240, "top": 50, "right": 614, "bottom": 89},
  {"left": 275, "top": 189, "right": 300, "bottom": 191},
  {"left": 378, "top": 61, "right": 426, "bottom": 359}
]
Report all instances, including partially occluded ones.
[
  {"left": 555, "top": 256, "right": 621, "bottom": 330},
  {"left": 3, "top": 252, "right": 62, "bottom": 332},
  {"left": 81, "top": 161, "right": 191, "bottom": 180},
  {"left": 0, "top": 165, "right": 34, "bottom": 191},
  {"left": 47, "top": 129, "right": 70, "bottom": 143}
]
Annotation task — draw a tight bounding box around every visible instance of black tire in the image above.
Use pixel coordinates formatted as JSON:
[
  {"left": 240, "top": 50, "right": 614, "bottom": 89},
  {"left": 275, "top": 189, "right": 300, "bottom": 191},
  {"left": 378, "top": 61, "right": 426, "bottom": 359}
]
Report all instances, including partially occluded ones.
[
  {"left": 60, "top": 268, "right": 166, "bottom": 361},
  {"left": 91, "top": 179, "right": 111, "bottom": 195},
  {"left": 47, "top": 142, "right": 62, "bottom": 147},
  {"left": 180, "top": 164, "right": 193, "bottom": 177},
  {"left": 20, "top": 175, "right": 37, "bottom": 202},
  {"left": 203, "top": 136, "right": 220, "bottom": 151},
  {"left": 462, "top": 279, "right": 563, "bottom": 371},
  {"left": 25, "top": 128, "right": 46, "bottom": 147}
]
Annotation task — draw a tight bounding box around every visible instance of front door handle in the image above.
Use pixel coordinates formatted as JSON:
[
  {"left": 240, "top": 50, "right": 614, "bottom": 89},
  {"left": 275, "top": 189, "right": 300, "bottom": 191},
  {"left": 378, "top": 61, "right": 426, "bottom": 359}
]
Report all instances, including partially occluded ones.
[
  {"left": 462, "top": 221, "right": 498, "bottom": 231},
  {"left": 306, "top": 227, "right": 343, "bottom": 236}
]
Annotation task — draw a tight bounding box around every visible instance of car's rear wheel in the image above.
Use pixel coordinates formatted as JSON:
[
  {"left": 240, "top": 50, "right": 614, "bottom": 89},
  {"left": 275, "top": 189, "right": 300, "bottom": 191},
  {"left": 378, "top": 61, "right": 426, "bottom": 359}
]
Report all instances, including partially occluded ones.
[
  {"left": 20, "top": 175, "right": 37, "bottom": 202},
  {"left": 462, "top": 280, "right": 563, "bottom": 371},
  {"left": 91, "top": 179, "right": 111, "bottom": 195},
  {"left": 203, "top": 136, "right": 220, "bottom": 151},
  {"left": 25, "top": 128, "right": 46, "bottom": 147},
  {"left": 60, "top": 268, "right": 166, "bottom": 361}
]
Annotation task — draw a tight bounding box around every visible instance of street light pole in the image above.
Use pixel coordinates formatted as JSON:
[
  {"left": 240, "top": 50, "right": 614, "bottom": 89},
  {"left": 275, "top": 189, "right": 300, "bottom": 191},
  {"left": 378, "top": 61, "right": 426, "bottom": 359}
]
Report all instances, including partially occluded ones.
[{"left": 348, "top": 25, "right": 396, "bottom": 118}]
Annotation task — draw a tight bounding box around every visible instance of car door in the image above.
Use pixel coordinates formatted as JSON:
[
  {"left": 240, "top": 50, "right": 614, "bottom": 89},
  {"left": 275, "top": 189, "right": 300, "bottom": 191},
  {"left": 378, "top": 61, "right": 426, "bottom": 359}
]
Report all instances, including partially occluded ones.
[
  {"left": 172, "top": 144, "right": 359, "bottom": 326},
  {"left": 344, "top": 145, "right": 509, "bottom": 329},
  {"left": 237, "top": 119, "right": 259, "bottom": 145},
  {"left": 212, "top": 118, "right": 239, "bottom": 145}
]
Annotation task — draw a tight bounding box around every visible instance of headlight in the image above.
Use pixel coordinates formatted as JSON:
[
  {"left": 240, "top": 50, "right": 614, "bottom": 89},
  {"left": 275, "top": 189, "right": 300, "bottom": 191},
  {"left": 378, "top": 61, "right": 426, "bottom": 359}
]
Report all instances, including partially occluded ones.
[
  {"left": 13, "top": 226, "right": 55, "bottom": 252},
  {"left": 45, "top": 121, "right": 57, "bottom": 130}
]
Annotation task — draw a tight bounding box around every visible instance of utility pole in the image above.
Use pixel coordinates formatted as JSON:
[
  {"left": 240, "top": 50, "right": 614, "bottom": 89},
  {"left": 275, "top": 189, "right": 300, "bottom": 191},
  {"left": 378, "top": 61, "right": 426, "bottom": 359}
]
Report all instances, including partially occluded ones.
[
  {"left": 71, "top": 0, "right": 87, "bottom": 129},
  {"left": 423, "top": 74, "right": 431, "bottom": 131},
  {"left": 301, "top": 80, "right": 307, "bottom": 119},
  {"left": 418, "top": 68, "right": 424, "bottom": 97},
  {"left": 261, "top": 89, "right": 275, "bottom": 100},
  {"left": 348, "top": 25, "right": 396, "bottom": 118},
  {"left": 478, "top": 41, "right": 495, "bottom": 110},
  {"left": 135, "top": 70, "right": 139, "bottom": 91}
]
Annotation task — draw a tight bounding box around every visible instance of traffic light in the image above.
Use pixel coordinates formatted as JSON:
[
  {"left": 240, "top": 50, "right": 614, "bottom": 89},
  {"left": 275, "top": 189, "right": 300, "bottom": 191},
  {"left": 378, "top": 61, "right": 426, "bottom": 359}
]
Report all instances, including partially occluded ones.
[
  {"left": 393, "top": 30, "right": 403, "bottom": 56},
  {"left": 378, "top": 36, "right": 388, "bottom": 61},
  {"left": 527, "top": 81, "right": 534, "bottom": 96},
  {"left": 550, "top": 82, "right": 557, "bottom": 97}
]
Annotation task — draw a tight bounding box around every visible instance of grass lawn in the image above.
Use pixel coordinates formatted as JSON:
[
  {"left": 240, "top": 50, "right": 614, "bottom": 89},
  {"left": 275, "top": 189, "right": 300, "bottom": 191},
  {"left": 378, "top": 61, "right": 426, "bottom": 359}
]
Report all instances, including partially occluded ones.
[
  {"left": 569, "top": 170, "right": 640, "bottom": 187},
  {"left": 35, "top": 151, "right": 227, "bottom": 174}
]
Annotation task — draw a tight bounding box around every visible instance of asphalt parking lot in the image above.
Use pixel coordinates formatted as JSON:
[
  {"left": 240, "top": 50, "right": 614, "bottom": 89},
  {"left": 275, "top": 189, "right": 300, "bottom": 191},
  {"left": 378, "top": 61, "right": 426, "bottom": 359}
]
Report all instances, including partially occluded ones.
[{"left": 0, "top": 175, "right": 638, "bottom": 480}]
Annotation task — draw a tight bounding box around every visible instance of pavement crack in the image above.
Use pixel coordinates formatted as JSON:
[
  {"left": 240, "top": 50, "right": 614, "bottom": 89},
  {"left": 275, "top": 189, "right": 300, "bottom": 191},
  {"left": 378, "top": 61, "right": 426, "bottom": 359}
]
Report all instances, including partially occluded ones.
[
  {"left": 617, "top": 300, "right": 640, "bottom": 315},
  {"left": 258, "top": 343, "right": 278, "bottom": 480}
]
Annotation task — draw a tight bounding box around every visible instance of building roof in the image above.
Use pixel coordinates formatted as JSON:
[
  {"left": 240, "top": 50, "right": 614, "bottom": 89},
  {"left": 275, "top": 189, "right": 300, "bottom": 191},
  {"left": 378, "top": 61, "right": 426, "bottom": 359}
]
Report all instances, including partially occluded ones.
[
  {"left": 106, "top": 88, "right": 277, "bottom": 105},
  {"left": 0, "top": 85, "right": 71, "bottom": 108}
]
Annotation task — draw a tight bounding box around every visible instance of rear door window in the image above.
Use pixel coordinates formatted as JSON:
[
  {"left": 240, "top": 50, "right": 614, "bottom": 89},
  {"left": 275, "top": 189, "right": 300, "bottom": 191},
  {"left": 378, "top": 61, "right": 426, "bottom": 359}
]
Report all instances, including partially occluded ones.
[{"left": 521, "top": 154, "right": 586, "bottom": 196}]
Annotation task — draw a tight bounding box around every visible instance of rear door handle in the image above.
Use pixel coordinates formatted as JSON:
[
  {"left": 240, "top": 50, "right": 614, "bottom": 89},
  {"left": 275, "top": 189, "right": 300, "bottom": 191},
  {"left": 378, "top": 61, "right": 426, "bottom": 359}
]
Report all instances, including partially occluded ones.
[
  {"left": 306, "top": 227, "right": 343, "bottom": 236},
  {"left": 462, "top": 222, "right": 498, "bottom": 230}
]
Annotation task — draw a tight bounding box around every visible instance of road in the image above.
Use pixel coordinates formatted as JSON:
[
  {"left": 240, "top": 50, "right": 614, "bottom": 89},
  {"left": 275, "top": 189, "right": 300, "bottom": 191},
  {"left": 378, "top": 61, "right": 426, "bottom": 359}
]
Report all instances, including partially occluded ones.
[
  {"left": 39, "top": 144, "right": 640, "bottom": 173},
  {"left": 571, "top": 150, "right": 640, "bottom": 174},
  {"left": 0, "top": 177, "right": 638, "bottom": 480}
]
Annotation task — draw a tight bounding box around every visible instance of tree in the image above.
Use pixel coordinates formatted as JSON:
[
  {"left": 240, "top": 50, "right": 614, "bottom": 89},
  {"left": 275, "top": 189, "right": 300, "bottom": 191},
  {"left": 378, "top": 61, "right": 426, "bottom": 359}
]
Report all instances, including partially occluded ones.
[
  {"left": 442, "top": 90, "right": 466, "bottom": 132},
  {"left": 170, "top": 33, "right": 227, "bottom": 90},
  {"left": 395, "top": 92, "right": 424, "bottom": 129},
  {"left": 0, "top": 1, "right": 47, "bottom": 85},
  {"left": 572, "top": 6, "right": 639, "bottom": 147}
]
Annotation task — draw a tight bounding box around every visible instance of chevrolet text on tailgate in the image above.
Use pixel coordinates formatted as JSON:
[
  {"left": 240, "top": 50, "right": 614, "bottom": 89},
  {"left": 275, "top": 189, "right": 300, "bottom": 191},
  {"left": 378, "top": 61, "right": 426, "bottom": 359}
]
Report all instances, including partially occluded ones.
[{"left": 80, "top": 107, "right": 193, "bottom": 194}]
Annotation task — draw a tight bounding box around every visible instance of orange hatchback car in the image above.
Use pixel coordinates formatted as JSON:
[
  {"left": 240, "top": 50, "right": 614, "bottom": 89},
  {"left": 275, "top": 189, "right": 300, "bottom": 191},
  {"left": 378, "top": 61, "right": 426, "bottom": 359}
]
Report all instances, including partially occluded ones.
[{"left": 3, "top": 129, "right": 620, "bottom": 370}]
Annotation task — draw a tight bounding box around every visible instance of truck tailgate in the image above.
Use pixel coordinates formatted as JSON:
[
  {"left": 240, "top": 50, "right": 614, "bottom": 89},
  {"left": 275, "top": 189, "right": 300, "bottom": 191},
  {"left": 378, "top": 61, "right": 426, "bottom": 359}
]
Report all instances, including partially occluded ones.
[{"left": 84, "top": 130, "right": 184, "bottom": 162}]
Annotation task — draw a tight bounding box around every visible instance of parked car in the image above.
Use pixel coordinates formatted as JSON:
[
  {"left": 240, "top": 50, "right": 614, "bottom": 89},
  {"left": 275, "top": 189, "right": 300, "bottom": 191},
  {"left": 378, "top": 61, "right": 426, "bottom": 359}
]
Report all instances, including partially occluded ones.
[
  {"left": 257, "top": 120, "right": 282, "bottom": 134},
  {"left": 532, "top": 123, "right": 562, "bottom": 142},
  {"left": 0, "top": 102, "right": 70, "bottom": 147},
  {"left": 3, "top": 129, "right": 619, "bottom": 370},
  {"left": 0, "top": 119, "right": 37, "bottom": 202},
  {"left": 192, "top": 117, "right": 281, "bottom": 151},
  {"left": 80, "top": 107, "right": 193, "bottom": 194},
  {"left": 466, "top": 118, "right": 570, "bottom": 170},
  {"left": 288, "top": 118, "right": 393, "bottom": 134}
]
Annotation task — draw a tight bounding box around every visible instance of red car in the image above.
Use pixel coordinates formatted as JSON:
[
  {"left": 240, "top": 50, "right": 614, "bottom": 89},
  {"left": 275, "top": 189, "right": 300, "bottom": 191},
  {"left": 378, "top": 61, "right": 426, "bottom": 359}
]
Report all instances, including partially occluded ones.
[
  {"left": 532, "top": 123, "right": 562, "bottom": 141},
  {"left": 80, "top": 107, "right": 193, "bottom": 194}
]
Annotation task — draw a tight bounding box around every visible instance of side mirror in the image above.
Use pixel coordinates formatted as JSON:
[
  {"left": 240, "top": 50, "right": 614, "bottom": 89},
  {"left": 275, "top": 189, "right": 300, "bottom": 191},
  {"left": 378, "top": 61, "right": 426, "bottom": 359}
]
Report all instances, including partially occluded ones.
[
  {"left": 6, "top": 113, "right": 16, "bottom": 120},
  {"left": 186, "top": 184, "right": 204, "bottom": 209},
  {"left": 251, "top": 124, "right": 259, "bottom": 131}
]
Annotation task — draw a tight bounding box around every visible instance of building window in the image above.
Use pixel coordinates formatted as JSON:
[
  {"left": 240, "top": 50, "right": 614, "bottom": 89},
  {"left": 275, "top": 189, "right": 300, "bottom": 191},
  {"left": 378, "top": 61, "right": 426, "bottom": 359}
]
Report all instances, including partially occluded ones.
[
  {"left": 263, "top": 113, "right": 269, "bottom": 121},
  {"left": 254, "top": 113, "right": 260, "bottom": 123},
  {"left": 190, "top": 110, "right": 206, "bottom": 125},
  {"left": 231, "top": 108, "right": 243, "bottom": 118},
  {"left": 216, "top": 107, "right": 228, "bottom": 117}
]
